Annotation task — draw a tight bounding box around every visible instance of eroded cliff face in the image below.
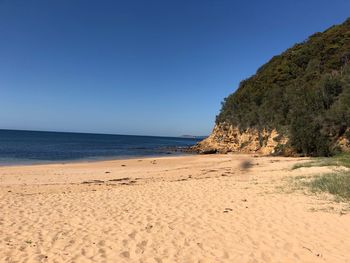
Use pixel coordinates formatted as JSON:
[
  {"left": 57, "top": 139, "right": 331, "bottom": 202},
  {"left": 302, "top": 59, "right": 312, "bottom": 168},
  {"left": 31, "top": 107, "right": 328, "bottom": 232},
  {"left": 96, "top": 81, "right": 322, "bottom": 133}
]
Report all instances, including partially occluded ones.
[
  {"left": 193, "top": 123, "right": 350, "bottom": 156},
  {"left": 336, "top": 128, "right": 350, "bottom": 152},
  {"left": 192, "top": 123, "right": 289, "bottom": 155}
]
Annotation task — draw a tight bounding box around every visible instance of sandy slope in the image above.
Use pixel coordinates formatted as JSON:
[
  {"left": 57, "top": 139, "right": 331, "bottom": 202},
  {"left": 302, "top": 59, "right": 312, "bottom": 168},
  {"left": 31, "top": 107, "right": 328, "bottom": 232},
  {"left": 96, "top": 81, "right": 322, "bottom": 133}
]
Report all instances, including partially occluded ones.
[{"left": 0, "top": 154, "right": 350, "bottom": 263}]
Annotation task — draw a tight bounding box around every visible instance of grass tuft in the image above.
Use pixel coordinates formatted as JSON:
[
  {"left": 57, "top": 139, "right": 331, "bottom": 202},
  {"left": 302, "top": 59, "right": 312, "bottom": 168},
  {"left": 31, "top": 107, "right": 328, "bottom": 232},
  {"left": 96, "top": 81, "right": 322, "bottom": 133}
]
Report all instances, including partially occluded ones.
[
  {"left": 305, "top": 172, "right": 350, "bottom": 200},
  {"left": 292, "top": 153, "right": 350, "bottom": 201}
]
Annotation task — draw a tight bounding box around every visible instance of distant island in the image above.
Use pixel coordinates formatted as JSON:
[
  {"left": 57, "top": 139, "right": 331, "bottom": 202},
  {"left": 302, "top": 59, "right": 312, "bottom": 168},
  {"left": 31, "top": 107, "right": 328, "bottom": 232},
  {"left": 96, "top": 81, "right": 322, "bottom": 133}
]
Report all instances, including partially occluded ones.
[
  {"left": 181, "top": 135, "right": 208, "bottom": 139},
  {"left": 194, "top": 18, "right": 350, "bottom": 156}
]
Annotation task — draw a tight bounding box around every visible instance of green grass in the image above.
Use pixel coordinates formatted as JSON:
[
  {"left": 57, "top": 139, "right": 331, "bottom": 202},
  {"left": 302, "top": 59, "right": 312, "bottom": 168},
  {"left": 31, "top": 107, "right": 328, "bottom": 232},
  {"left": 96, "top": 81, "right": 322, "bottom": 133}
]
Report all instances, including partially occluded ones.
[
  {"left": 292, "top": 152, "right": 350, "bottom": 170},
  {"left": 305, "top": 172, "right": 350, "bottom": 201},
  {"left": 333, "top": 153, "right": 350, "bottom": 168},
  {"left": 292, "top": 153, "right": 350, "bottom": 201}
]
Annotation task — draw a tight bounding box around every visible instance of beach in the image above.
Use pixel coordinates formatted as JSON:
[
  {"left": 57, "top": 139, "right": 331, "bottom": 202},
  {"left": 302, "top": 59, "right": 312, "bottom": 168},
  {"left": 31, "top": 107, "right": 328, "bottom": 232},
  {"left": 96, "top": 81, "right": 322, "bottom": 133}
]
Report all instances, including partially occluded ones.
[{"left": 1, "top": 154, "right": 350, "bottom": 263}]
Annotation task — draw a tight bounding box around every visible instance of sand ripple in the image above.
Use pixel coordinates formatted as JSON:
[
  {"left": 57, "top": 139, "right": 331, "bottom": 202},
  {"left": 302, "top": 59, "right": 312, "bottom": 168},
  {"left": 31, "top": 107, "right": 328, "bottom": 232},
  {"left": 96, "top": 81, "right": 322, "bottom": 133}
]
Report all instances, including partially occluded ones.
[{"left": 1, "top": 155, "right": 350, "bottom": 262}]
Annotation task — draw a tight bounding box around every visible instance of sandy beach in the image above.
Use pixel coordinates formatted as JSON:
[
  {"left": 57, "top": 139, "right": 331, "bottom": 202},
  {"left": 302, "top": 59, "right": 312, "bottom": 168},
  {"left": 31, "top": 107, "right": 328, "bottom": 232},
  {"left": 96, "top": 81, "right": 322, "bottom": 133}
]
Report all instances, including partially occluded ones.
[{"left": 1, "top": 154, "right": 350, "bottom": 263}]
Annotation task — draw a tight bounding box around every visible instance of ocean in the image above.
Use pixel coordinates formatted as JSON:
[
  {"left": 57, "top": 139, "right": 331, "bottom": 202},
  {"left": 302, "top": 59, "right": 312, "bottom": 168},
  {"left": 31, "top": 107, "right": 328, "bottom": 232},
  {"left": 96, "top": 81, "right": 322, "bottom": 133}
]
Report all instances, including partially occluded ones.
[{"left": 0, "top": 129, "right": 201, "bottom": 165}]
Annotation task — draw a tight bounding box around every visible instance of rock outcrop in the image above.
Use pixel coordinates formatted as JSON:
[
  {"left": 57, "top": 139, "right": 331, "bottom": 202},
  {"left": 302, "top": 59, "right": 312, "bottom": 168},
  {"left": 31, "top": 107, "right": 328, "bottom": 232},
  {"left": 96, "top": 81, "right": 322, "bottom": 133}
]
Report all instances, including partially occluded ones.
[
  {"left": 192, "top": 123, "right": 289, "bottom": 155},
  {"left": 193, "top": 123, "right": 350, "bottom": 156},
  {"left": 336, "top": 128, "right": 350, "bottom": 152}
]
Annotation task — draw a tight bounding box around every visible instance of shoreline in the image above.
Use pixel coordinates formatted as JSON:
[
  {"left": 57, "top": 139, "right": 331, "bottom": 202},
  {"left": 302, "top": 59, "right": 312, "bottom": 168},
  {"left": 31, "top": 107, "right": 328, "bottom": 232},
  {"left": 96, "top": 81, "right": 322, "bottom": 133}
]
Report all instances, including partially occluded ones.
[
  {"left": 0, "top": 129, "right": 200, "bottom": 169},
  {"left": 0, "top": 150, "right": 195, "bottom": 168},
  {"left": 2, "top": 154, "right": 350, "bottom": 262}
]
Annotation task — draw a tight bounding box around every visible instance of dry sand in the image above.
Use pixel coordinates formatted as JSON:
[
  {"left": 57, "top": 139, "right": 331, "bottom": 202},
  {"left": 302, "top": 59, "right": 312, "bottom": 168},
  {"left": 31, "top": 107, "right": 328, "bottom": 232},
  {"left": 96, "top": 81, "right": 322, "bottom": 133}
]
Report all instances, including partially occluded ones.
[{"left": 1, "top": 154, "right": 350, "bottom": 263}]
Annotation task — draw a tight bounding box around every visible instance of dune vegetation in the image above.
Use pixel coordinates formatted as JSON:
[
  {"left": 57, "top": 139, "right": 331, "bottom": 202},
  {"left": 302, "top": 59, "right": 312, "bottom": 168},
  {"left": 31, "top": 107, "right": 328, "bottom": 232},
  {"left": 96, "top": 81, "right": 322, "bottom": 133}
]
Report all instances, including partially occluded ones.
[{"left": 293, "top": 153, "right": 350, "bottom": 200}]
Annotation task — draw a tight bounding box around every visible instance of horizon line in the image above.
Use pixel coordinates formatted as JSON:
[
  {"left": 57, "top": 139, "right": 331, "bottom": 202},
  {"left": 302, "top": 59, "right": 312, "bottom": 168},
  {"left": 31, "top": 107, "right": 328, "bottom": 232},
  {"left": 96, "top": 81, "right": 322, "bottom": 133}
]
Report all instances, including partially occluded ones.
[{"left": 0, "top": 128, "right": 208, "bottom": 139}]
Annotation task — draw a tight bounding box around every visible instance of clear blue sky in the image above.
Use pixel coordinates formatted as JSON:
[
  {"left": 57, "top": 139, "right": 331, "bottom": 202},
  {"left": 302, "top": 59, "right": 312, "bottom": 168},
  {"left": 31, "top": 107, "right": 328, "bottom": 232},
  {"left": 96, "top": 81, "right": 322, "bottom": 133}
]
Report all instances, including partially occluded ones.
[{"left": 1, "top": 0, "right": 349, "bottom": 136}]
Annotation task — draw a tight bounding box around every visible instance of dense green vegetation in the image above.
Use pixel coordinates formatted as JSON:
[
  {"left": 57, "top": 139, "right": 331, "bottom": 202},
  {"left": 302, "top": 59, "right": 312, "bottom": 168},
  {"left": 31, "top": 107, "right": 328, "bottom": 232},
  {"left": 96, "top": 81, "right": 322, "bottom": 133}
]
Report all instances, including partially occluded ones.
[{"left": 217, "top": 18, "right": 350, "bottom": 156}]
